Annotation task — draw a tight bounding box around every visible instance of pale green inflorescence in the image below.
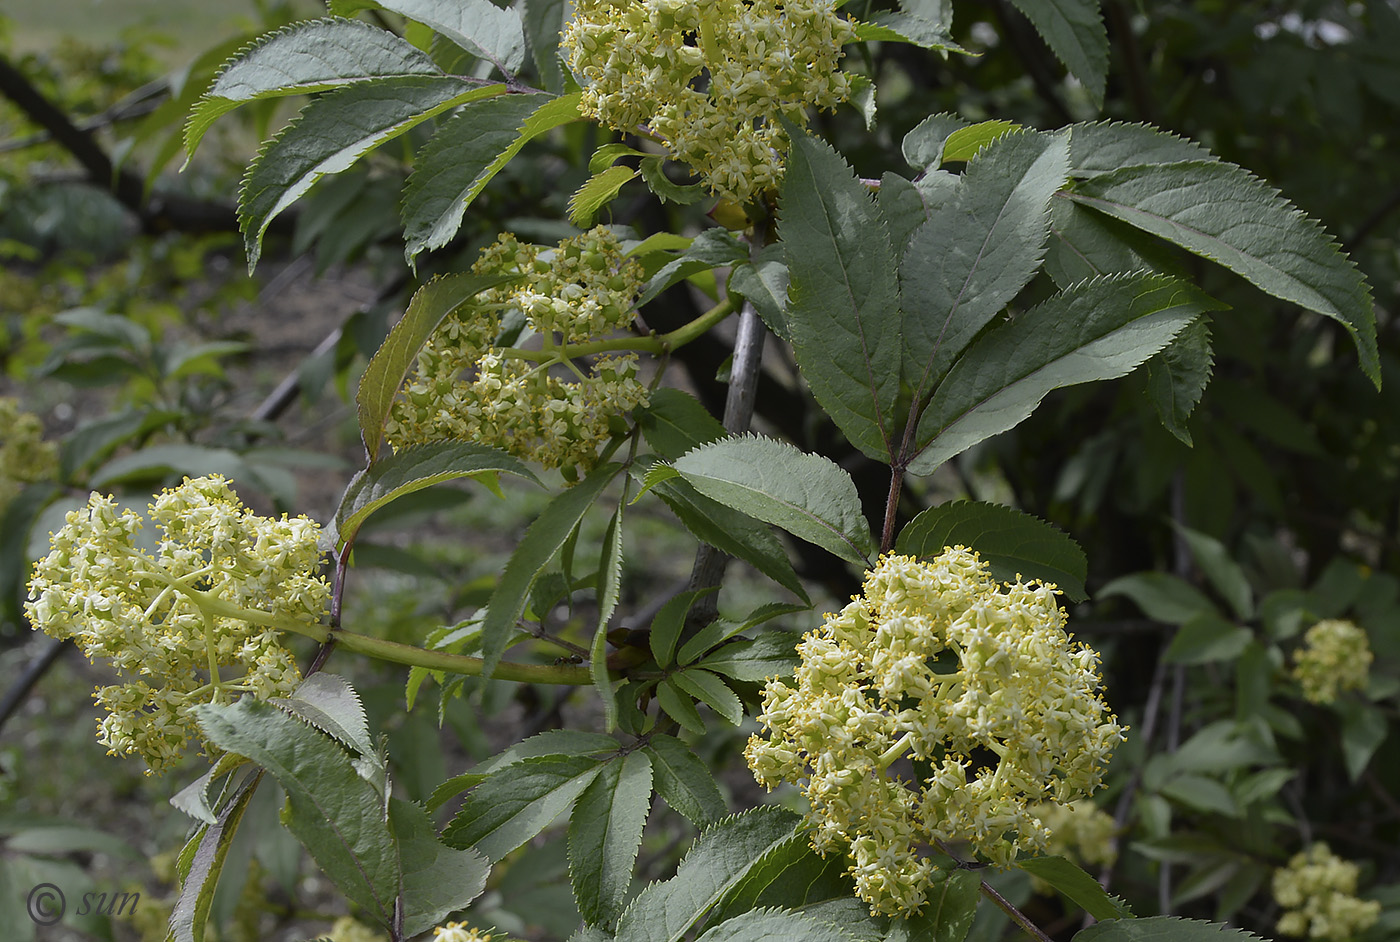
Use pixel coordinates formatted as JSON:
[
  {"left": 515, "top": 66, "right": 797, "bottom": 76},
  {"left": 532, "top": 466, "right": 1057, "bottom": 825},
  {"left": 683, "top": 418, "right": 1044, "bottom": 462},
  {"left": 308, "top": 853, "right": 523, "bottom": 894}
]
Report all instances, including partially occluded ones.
[
  {"left": 1027, "top": 799, "right": 1119, "bottom": 894},
  {"left": 431, "top": 923, "right": 500, "bottom": 942},
  {"left": 1292, "top": 618, "right": 1372, "bottom": 705},
  {"left": 745, "top": 549, "right": 1126, "bottom": 917},
  {"left": 561, "top": 0, "right": 855, "bottom": 203},
  {"left": 385, "top": 227, "right": 650, "bottom": 480},
  {"left": 0, "top": 396, "right": 58, "bottom": 513},
  {"left": 25, "top": 475, "right": 329, "bottom": 774},
  {"left": 1273, "top": 842, "right": 1381, "bottom": 941}
]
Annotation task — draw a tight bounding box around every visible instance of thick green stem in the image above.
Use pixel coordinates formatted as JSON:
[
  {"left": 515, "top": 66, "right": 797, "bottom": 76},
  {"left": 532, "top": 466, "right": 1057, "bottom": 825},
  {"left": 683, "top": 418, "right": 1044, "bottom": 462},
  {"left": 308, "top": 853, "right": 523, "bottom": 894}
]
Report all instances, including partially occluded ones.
[{"left": 496, "top": 296, "right": 735, "bottom": 362}]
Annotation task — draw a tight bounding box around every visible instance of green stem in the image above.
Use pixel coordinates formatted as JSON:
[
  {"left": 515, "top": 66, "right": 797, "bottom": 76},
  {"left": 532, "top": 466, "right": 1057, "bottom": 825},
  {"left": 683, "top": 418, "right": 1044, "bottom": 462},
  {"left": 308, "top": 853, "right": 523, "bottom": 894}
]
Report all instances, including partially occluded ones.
[
  {"left": 496, "top": 296, "right": 735, "bottom": 361},
  {"left": 877, "top": 732, "right": 915, "bottom": 771}
]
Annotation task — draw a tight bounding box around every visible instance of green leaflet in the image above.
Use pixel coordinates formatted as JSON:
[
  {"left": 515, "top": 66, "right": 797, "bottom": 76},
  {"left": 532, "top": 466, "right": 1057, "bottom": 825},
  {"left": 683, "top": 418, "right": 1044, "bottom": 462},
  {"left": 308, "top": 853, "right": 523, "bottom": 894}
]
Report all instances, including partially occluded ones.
[
  {"left": 645, "top": 734, "right": 727, "bottom": 829},
  {"left": 1163, "top": 613, "right": 1253, "bottom": 665},
  {"left": 238, "top": 77, "right": 505, "bottom": 270},
  {"left": 1044, "top": 198, "right": 1160, "bottom": 288},
  {"left": 441, "top": 754, "right": 605, "bottom": 860},
  {"left": 1337, "top": 700, "right": 1387, "bottom": 782},
  {"left": 1005, "top": 0, "right": 1109, "bottom": 107},
  {"left": 1015, "top": 856, "right": 1131, "bottom": 921},
  {"left": 902, "top": 113, "right": 971, "bottom": 171},
  {"left": 569, "top": 750, "right": 654, "bottom": 927},
  {"left": 185, "top": 18, "right": 440, "bottom": 160},
  {"left": 727, "top": 244, "right": 791, "bottom": 341},
  {"left": 427, "top": 730, "right": 620, "bottom": 812},
  {"left": 480, "top": 462, "right": 624, "bottom": 678},
  {"left": 392, "top": 798, "right": 491, "bottom": 938},
  {"left": 694, "top": 633, "right": 800, "bottom": 683},
  {"left": 885, "top": 869, "right": 981, "bottom": 942},
  {"left": 270, "top": 673, "right": 375, "bottom": 761},
  {"left": 656, "top": 678, "right": 708, "bottom": 735},
  {"left": 899, "top": 129, "right": 1070, "bottom": 417},
  {"left": 877, "top": 172, "right": 929, "bottom": 266},
  {"left": 939, "top": 120, "right": 1021, "bottom": 164},
  {"left": 168, "top": 775, "right": 259, "bottom": 942},
  {"left": 780, "top": 129, "right": 902, "bottom": 463},
  {"left": 710, "top": 835, "right": 860, "bottom": 925},
  {"left": 694, "top": 908, "right": 864, "bottom": 941},
  {"left": 523, "top": 0, "right": 569, "bottom": 92},
  {"left": 570, "top": 165, "right": 640, "bottom": 227},
  {"left": 1073, "top": 916, "right": 1268, "bottom": 942},
  {"left": 637, "top": 228, "right": 748, "bottom": 307},
  {"left": 648, "top": 588, "right": 717, "bottom": 669},
  {"left": 331, "top": 0, "right": 526, "bottom": 74},
  {"left": 401, "top": 92, "right": 579, "bottom": 265},
  {"left": 669, "top": 435, "right": 873, "bottom": 565},
  {"left": 853, "top": 13, "right": 962, "bottom": 53},
  {"left": 355, "top": 272, "right": 516, "bottom": 462},
  {"left": 895, "top": 500, "right": 1088, "bottom": 601},
  {"left": 614, "top": 806, "right": 802, "bottom": 942},
  {"left": 591, "top": 500, "right": 626, "bottom": 732},
  {"left": 638, "top": 388, "right": 727, "bottom": 461},
  {"left": 1067, "top": 121, "right": 1212, "bottom": 176},
  {"left": 1173, "top": 525, "right": 1253, "bottom": 619},
  {"left": 1144, "top": 318, "right": 1213, "bottom": 446},
  {"left": 1097, "top": 572, "right": 1219, "bottom": 625},
  {"left": 669, "top": 668, "right": 744, "bottom": 726},
  {"left": 910, "top": 272, "right": 1223, "bottom": 475},
  {"left": 333, "top": 441, "right": 541, "bottom": 546},
  {"left": 193, "top": 700, "right": 400, "bottom": 928},
  {"left": 1067, "top": 160, "right": 1380, "bottom": 386}
]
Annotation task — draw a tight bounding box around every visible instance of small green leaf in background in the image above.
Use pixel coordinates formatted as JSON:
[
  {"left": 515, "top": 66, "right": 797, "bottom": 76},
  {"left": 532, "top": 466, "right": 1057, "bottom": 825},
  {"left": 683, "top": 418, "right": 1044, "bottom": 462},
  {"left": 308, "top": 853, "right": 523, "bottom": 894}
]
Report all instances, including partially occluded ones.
[
  {"left": 670, "top": 669, "right": 744, "bottom": 726},
  {"left": 1098, "top": 572, "right": 1220, "bottom": 624},
  {"left": 1145, "top": 318, "right": 1214, "bottom": 447},
  {"left": 638, "top": 388, "right": 728, "bottom": 460},
  {"left": 694, "top": 633, "right": 800, "bottom": 683},
  {"left": 895, "top": 500, "right": 1088, "bottom": 601},
  {"left": 1073, "top": 915, "right": 1268, "bottom": 941},
  {"left": 902, "top": 112, "right": 971, "bottom": 171},
  {"left": 671, "top": 435, "right": 874, "bottom": 566},
  {"left": 569, "top": 165, "right": 639, "bottom": 227},
  {"left": 356, "top": 272, "right": 516, "bottom": 461},
  {"left": 392, "top": 798, "right": 490, "bottom": 938},
  {"left": 1173, "top": 525, "right": 1255, "bottom": 619},
  {"left": 648, "top": 588, "right": 718, "bottom": 669},
  {"left": 939, "top": 120, "right": 1022, "bottom": 164},
  {"left": 1336, "top": 700, "right": 1387, "bottom": 782},
  {"left": 569, "top": 750, "right": 654, "bottom": 927},
  {"left": 1017, "top": 856, "right": 1132, "bottom": 921},
  {"left": 1164, "top": 613, "right": 1254, "bottom": 665},
  {"left": 591, "top": 502, "right": 627, "bottom": 732},
  {"left": 656, "top": 678, "right": 708, "bottom": 735},
  {"left": 1005, "top": 0, "right": 1109, "bottom": 107}
]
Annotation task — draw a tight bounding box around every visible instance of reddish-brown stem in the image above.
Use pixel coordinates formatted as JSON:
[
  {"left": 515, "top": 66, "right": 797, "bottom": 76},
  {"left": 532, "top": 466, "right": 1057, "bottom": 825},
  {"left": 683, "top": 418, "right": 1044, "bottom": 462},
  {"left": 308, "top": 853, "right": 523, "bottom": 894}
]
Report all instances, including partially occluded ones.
[{"left": 881, "top": 465, "right": 905, "bottom": 555}]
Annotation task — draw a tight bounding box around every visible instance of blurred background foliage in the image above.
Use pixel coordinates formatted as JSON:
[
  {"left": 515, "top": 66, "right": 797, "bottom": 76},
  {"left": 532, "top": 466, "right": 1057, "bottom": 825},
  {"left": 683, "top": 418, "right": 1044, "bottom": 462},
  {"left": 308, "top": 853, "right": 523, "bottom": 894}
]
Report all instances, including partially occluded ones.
[{"left": 0, "top": 1, "right": 1398, "bottom": 940}]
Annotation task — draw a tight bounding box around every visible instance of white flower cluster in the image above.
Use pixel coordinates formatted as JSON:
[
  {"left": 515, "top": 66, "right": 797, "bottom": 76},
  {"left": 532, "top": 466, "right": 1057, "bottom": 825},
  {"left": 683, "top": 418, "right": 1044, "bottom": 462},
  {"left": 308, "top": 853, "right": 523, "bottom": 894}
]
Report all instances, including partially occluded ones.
[
  {"left": 0, "top": 396, "right": 58, "bottom": 514},
  {"left": 432, "top": 923, "right": 499, "bottom": 942},
  {"left": 385, "top": 227, "right": 650, "bottom": 480},
  {"left": 1273, "top": 842, "right": 1380, "bottom": 941},
  {"left": 1292, "top": 619, "right": 1372, "bottom": 705},
  {"left": 25, "top": 475, "right": 329, "bottom": 773},
  {"left": 561, "top": 0, "right": 855, "bottom": 203},
  {"left": 745, "top": 549, "right": 1126, "bottom": 916}
]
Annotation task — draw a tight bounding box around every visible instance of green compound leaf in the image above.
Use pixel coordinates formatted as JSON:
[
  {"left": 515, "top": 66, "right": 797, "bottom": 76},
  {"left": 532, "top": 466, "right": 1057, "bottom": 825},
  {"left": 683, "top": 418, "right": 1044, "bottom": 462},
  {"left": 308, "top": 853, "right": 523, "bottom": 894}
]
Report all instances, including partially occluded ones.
[
  {"left": 168, "top": 776, "right": 259, "bottom": 942},
  {"left": 1005, "top": 0, "right": 1109, "bottom": 107},
  {"left": 694, "top": 907, "right": 864, "bottom": 941},
  {"left": 910, "top": 272, "right": 1224, "bottom": 475},
  {"left": 614, "top": 806, "right": 802, "bottom": 942},
  {"left": 239, "top": 77, "right": 503, "bottom": 270},
  {"left": 391, "top": 798, "right": 490, "bottom": 938},
  {"left": 1073, "top": 916, "right": 1268, "bottom": 942},
  {"left": 895, "top": 500, "right": 1088, "bottom": 602},
  {"left": 900, "top": 129, "right": 1069, "bottom": 416},
  {"left": 1066, "top": 160, "right": 1380, "bottom": 386},
  {"left": 331, "top": 0, "right": 526, "bottom": 74},
  {"left": 480, "top": 462, "right": 624, "bottom": 678},
  {"left": 670, "top": 668, "right": 744, "bottom": 726},
  {"left": 1017, "top": 856, "right": 1132, "bottom": 922},
  {"left": 401, "top": 92, "right": 578, "bottom": 266},
  {"left": 591, "top": 501, "right": 627, "bottom": 732},
  {"left": 441, "top": 754, "right": 605, "bottom": 861},
  {"left": 570, "top": 165, "right": 640, "bottom": 227},
  {"left": 334, "top": 441, "right": 541, "bottom": 546},
  {"left": 355, "top": 272, "right": 516, "bottom": 463},
  {"left": 886, "top": 868, "right": 981, "bottom": 942},
  {"left": 569, "top": 750, "right": 654, "bottom": 928},
  {"left": 645, "top": 734, "right": 727, "bottom": 829},
  {"left": 780, "top": 129, "right": 903, "bottom": 463},
  {"left": 1144, "top": 317, "right": 1213, "bottom": 446},
  {"left": 193, "top": 700, "right": 400, "bottom": 929},
  {"left": 671, "top": 435, "right": 874, "bottom": 566},
  {"left": 185, "top": 17, "right": 441, "bottom": 160}
]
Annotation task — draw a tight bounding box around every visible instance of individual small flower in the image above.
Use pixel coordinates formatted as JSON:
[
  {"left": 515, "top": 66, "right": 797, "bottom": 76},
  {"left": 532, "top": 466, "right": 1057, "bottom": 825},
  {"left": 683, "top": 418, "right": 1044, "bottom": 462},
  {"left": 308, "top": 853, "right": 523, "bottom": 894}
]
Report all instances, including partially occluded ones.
[
  {"left": 386, "top": 227, "right": 650, "bottom": 477},
  {"left": 561, "top": 0, "right": 855, "bottom": 203},
  {"left": 25, "top": 475, "right": 329, "bottom": 774},
  {"left": 0, "top": 396, "right": 58, "bottom": 514},
  {"left": 1273, "top": 843, "right": 1380, "bottom": 941},
  {"left": 432, "top": 922, "right": 498, "bottom": 942},
  {"left": 744, "top": 549, "right": 1125, "bottom": 917},
  {"left": 1027, "top": 799, "right": 1118, "bottom": 894},
  {"left": 1292, "top": 619, "right": 1372, "bottom": 704}
]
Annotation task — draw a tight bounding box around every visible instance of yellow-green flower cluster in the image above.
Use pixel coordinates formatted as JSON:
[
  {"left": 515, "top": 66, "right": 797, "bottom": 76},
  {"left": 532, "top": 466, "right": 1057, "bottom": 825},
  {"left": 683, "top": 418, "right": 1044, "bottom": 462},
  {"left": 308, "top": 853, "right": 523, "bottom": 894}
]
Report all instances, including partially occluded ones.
[
  {"left": 561, "top": 0, "right": 855, "bottom": 203},
  {"left": 1292, "top": 619, "right": 1372, "bottom": 704},
  {"left": 0, "top": 396, "right": 58, "bottom": 513},
  {"left": 1273, "top": 842, "right": 1380, "bottom": 941},
  {"left": 745, "top": 549, "right": 1125, "bottom": 917},
  {"left": 432, "top": 923, "right": 499, "bottom": 942},
  {"left": 386, "top": 228, "right": 650, "bottom": 479},
  {"left": 327, "top": 916, "right": 387, "bottom": 942},
  {"left": 25, "top": 475, "right": 329, "bottom": 774},
  {"left": 1027, "top": 799, "right": 1118, "bottom": 894}
]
